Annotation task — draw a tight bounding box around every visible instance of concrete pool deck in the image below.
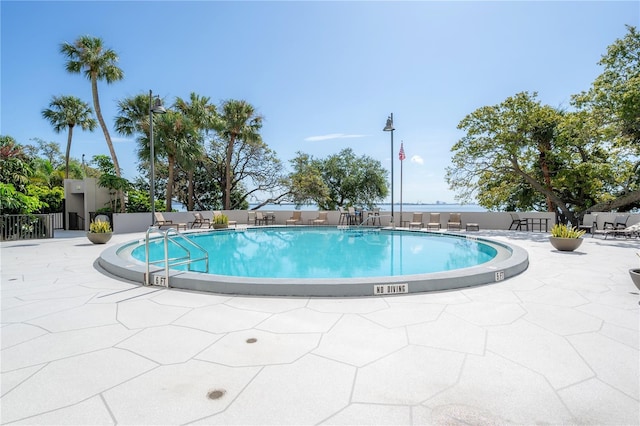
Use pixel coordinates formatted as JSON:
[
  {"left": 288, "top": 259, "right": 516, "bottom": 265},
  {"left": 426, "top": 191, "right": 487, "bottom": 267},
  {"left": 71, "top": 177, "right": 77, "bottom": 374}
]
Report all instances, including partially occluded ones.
[{"left": 1, "top": 230, "right": 638, "bottom": 425}]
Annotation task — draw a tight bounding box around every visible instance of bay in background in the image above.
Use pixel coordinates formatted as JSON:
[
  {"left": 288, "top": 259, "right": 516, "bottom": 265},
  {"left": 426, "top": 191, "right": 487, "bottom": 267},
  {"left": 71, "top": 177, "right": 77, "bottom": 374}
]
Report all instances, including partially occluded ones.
[{"left": 249, "top": 203, "right": 487, "bottom": 212}]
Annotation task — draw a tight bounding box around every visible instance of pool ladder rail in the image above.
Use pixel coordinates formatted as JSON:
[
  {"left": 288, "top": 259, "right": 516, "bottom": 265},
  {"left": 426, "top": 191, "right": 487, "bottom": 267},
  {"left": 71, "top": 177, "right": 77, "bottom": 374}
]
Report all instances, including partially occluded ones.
[{"left": 144, "top": 226, "right": 209, "bottom": 287}]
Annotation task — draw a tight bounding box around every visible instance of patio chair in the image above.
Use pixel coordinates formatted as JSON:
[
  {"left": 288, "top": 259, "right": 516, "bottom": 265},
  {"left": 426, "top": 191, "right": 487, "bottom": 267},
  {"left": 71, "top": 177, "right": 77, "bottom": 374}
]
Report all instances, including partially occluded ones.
[
  {"left": 409, "top": 213, "right": 424, "bottom": 229},
  {"left": 255, "top": 211, "right": 266, "bottom": 226},
  {"left": 426, "top": 213, "right": 441, "bottom": 230},
  {"left": 603, "top": 215, "right": 629, "bottom": 230},
  {"left": 367, "top": 208, "right": 381, "bottom": 226},
  {"left": 347, "top": 207, "right": 358, "bottom": 225},
  {"left": 191, "top": 212, "right": 210, "bottom": 228},
  {"left": 594, "top": 222, "right": 640, "bottom": 239},
  {"left": 286, "top": 211, "right": 303, "bottom": 225},
  {"left": 154, "top": 212, "right": 187, "bottom": 231},
  {"left": 509, "top": 213, "right": 528, "bottom": 231},
  {"left": 578, "top": 213, "right": 598, "bottom": 237},
  {"left": 447, "top": 213, "right": 462, "bottom": 231},
  {"left": 338, "top": 207, "right": 349, "bottom": 225},
  {"left": 312, "top": 211, "right": 328, "bottom": 225}
]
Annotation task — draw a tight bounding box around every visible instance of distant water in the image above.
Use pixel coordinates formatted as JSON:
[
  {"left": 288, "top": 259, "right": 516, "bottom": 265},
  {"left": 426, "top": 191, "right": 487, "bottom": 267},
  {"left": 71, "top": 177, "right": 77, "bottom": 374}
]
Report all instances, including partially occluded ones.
[{"left": 249, "top": 203, "right": 487, "bottom": 212}]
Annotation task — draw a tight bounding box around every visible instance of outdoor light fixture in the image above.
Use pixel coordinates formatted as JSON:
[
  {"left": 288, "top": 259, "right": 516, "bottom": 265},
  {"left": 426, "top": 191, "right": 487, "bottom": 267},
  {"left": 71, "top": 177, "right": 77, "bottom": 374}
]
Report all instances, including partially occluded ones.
[
  {"left": 149, "top": 90, "right": 166, "bottom": 226},
  {"left": 383, "top": 113, "right": 395, "bottom": 226}
]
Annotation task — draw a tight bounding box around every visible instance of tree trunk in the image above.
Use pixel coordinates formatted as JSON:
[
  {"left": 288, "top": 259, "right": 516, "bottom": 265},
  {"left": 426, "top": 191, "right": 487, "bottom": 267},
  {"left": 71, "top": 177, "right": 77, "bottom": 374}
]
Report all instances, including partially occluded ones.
[
  {"left": 166, "top": 155, "right": 175, "bottom": 212},
  {"left": 91, "top": 74, "right": 125, "bottom": 211},
  {"left": 188, "top": 169, "right": 194, "bottom": 211},
  {"left": 65, "top": 125, "right": 74, "bottom": 179},
  {"left": 511, "top": 158, "right": 577, "bottom": 224},
  {"left": 588, "top": 189, "right": 640, "bottom": 213},
  {"left": 224, "top": 135, "right": 235, "bottom": 210}
]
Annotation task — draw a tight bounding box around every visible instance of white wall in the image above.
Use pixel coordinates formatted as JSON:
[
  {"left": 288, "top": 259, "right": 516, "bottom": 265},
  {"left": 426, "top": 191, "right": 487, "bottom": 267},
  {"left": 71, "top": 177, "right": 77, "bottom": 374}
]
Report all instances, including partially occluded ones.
[{"left": 110, "top": 210, "right": 577, "bottom": 234}]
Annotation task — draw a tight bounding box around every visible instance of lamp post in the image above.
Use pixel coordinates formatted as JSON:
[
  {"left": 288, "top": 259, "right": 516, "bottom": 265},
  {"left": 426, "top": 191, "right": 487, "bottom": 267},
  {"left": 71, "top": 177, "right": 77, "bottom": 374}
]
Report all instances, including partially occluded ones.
[
  {"left": 149, "top": 90, "right": 166, "bottom": 226},
  {"left": 383, "top": 113, "right": 395, "bottom": 227}
]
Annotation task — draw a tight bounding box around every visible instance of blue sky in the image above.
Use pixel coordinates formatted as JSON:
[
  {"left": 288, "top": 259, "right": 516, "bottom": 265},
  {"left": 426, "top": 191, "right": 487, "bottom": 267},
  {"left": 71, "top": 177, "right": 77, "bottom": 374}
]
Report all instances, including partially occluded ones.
[{"left": 1, "top": 1, "right": 638, "bottom": 204}]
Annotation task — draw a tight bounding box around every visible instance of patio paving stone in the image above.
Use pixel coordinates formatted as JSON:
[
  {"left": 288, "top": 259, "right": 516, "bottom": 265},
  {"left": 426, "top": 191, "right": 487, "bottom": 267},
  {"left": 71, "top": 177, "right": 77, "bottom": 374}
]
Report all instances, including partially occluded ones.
[
  {"left": 196, "top": 329, "right": 320, "bottom": 366},
  {"left": 353, "top": 345, "right": 465, "bottom": 405},
  {"left": 486, "top": 320, "right": 594, "bottom": 389},
  {"left": 1, "top": 230, "right": 638, "bottom": 424},
  {"left": 313, "top": 314, "right": 407, "bottom": 367}
]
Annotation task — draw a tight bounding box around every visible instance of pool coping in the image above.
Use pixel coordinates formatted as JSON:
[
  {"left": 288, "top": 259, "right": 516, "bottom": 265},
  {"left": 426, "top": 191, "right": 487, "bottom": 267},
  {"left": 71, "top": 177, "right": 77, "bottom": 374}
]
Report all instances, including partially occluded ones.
[{"left": 98, "top": 227, "right": 529, "bottom": 297}]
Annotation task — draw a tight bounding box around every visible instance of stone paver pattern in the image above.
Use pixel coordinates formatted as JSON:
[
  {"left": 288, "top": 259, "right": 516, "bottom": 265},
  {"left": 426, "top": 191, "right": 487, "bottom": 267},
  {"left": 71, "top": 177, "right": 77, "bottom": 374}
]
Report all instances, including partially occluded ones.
[{"left": 1, "top": 230, "right": 638, "bottom": 425}]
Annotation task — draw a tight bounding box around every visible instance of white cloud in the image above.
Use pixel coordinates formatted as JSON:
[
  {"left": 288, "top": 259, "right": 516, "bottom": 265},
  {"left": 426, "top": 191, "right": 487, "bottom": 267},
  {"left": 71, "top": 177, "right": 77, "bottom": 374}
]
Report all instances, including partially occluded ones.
[
  {"left": 304, "top": 133, "right": 366, "bottom": 142},
  {"left": 411, "top": 155, "right": 424, "bottom": 165}
]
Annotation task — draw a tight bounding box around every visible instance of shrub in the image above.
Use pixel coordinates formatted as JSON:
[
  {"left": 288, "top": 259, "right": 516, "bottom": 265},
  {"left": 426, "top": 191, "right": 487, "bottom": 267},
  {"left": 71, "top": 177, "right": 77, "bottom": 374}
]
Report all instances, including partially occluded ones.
[
  {"left": 550, "top": 223, "right": 585, "bottom": 238},
  {"left": 89, "top": 220, "right": 112, "bottom": 233},
  {"left": 213, "top": 214, "right": 228, "bottom": 225}
]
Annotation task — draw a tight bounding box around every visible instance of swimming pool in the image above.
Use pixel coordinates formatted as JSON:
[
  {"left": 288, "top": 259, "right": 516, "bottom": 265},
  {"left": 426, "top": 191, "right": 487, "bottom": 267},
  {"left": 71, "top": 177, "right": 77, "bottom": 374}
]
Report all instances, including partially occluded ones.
[
  {"left": 132, "top": 228, "right": 497, "bottom": 278},
  {"left": 99, "top": 226, "right": 529, "bottom": 297}
]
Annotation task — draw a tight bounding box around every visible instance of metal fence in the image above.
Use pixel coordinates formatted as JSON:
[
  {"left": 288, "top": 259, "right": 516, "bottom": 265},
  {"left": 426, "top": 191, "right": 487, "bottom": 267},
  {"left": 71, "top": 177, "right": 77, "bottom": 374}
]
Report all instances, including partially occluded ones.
[
  {"left": 52, "top": 212, "right": 64, "bottom": 229},
  {"left": 1, "top": 214, "right": 55, "bottom": 241}
]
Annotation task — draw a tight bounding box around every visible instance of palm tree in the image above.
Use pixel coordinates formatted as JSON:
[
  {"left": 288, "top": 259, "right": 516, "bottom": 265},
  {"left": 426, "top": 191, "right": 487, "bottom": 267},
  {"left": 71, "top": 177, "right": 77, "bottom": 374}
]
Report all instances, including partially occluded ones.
[
  {"left": 60, "top": 35, "right": 125, "bottom": 209},
  {"left": 217, "top": 100, "right": 263, "bottom": 209},
  {"left": 174, "top": 93, "right": 215, "bottom": 210},
  {"left": 42, "top": 95, "right": 97, "bottom": 179},
  {"left": 147, "top": 110, "right": 201, "bottom": 211}
]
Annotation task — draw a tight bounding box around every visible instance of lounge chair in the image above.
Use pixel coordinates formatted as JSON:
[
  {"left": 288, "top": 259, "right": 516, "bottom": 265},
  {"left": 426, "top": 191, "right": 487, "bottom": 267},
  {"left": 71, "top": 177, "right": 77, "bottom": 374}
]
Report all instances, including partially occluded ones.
[
  {"left": 409, "top": 213, "right": 424, "bottom": 229},
  {"left": 594, "top": 222, "right": 640, "bottom": 239},
  {"left": 603, "top": 215, "right": 629, "bottom": 230},
  {"left": 191, "top": 212, "right": 210, "bottom": 228},
  {"left": 154, "top": 212, "right": 187, "bottom": 231},
  {"left": 509, "top": 213, "right": 528, "bottom": 231},
  {"left": 286, "top": 211, "right": 302, "bottom": 225},
  {"left": 447, "top": 213, "right": 462, "bottom": 231},
  {"left": 426, "top": 213, "right": 441, "bottom": 230},
  {"left": 312, "top": 212, "right": 328, "bottom": 225},
  {"left": 247, "top": 211, "right": 256, "bottom": 225}
]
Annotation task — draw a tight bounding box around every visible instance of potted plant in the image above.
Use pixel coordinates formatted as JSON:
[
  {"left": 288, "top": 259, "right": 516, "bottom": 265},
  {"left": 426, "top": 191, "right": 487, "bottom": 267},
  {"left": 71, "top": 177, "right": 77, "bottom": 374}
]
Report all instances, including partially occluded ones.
[
  {"left": 212, "top": 213, "right": 229, "bottom": 229},
  {"left": 629, "top": 252, "right": 640, "bottom": 291},
  {"left": 549, "top": 223, "right": 585, "bottom": 252},
  {"left": 87, "top": 219, "right": 112, "bottom": 244}
]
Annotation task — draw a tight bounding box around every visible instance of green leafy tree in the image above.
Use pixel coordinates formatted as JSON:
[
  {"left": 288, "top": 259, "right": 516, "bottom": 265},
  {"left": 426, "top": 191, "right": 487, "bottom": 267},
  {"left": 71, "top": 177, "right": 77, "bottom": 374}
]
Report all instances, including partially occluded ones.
[
  {"left": 26, "top": 185, "right": 64, "bottom": 213},
  {"left": 574, "top": 25, "right": 640, "bottom": 147},
  {"left": 0, "top": 183, "right": 43, "bottom": 214},
  {"left": 571, "top": 25, "right": 640, "bottom": 211},
  {"left": 24, "top": 138, "right": 64, "bottom": 167},
  {"left": 60, "top": 35, "right": 125, "bottom": 210},
  {"left": 92, "top": 154, "right": 130, "bottom": 212},
  {"left": 41, "top": 95, "right": 97, "bottom": 178},
  {"left": 288, "top": 148, "right": 388, "bottom": 210},
  {"left": 0, "top": 136, "right": 33, "bottom": 192}
]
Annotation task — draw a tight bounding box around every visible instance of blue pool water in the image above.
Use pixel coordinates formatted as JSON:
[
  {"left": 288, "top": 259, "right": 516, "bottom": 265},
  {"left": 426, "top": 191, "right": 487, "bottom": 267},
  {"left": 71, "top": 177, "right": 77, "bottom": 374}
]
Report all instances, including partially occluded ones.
[{"left": 132, "top": 228, "right": 497, "bottom": 279}]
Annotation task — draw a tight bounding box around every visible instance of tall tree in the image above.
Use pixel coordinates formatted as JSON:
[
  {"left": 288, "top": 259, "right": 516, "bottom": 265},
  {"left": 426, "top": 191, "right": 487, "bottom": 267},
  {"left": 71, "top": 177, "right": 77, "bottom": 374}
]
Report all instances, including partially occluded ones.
[
  {"left": 41, "top": 95, "right": 97, "bottom": 178},
  {"left": 152, "top": 110, "right": 201, "bottom": 211},
  {"left": 216, "top": 100, "right": 264, "bottom": 209},
  {"left": 174, "top": 93, "right": 214, "bottom": 210},
  {"left": 287, "top": 148, "right": 388, "bottom": 210},
  {"left": 60, "top": 35, "right": 125, "bottom": 209}
]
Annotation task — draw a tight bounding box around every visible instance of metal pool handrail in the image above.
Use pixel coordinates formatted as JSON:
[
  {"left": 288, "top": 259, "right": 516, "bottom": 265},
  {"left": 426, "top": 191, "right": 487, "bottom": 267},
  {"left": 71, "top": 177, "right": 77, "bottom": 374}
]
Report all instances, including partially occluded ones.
[{"left": 144, "top": 227, "right": 209, "bottom": 287}]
